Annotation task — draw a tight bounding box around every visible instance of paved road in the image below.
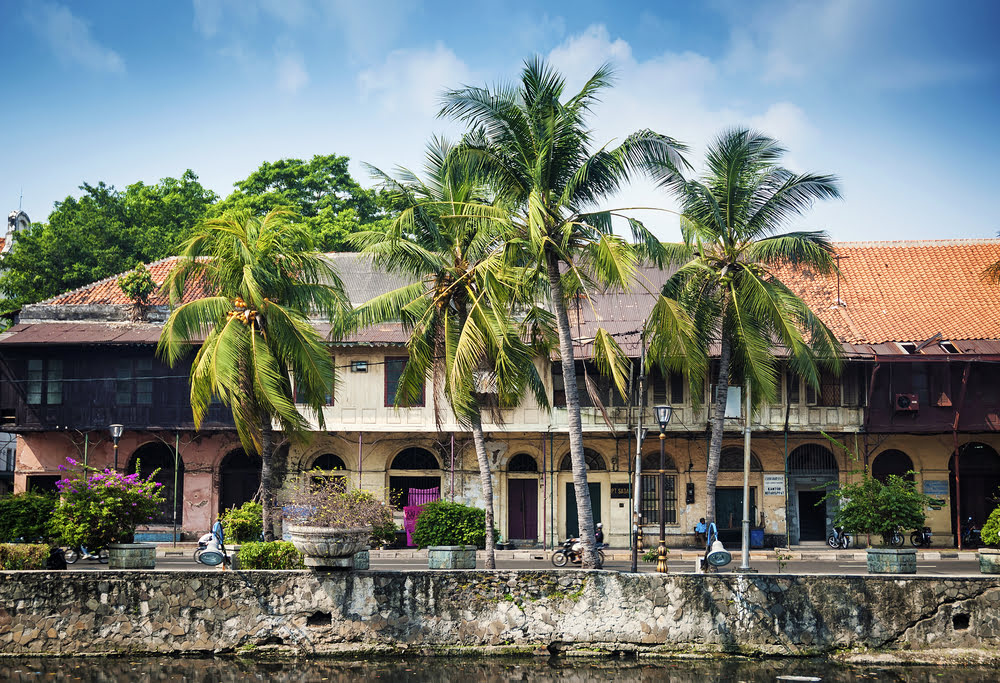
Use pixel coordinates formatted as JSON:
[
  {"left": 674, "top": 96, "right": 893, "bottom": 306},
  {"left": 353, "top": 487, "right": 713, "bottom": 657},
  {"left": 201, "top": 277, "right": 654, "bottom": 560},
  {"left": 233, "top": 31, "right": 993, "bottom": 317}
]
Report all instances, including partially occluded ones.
[{"left": 64, "top": 550, "right": 985, "bottom": 576}]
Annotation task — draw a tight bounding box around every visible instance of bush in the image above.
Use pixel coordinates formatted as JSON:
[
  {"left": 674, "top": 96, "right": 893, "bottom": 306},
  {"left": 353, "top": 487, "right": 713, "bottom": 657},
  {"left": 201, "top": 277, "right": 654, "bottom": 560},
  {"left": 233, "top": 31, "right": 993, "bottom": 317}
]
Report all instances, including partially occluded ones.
[
  {"left": 0, "top": 543, "right": 49, "bottom": 569},
  {"left": 237, "top": 541, "right": 304, "bottom": 569},
  {"left": 219, "top": 501, "right": 263, "bottom": 543},
  {"left": 0, "top": 492, "right": 57, "bottom": 543},
  {"left": 982, "top": 505, "right": 1000, "bottom": 547},
  {"left": 823, "top": 472, "right": 935, "bottom": 546},
  {"left": 411, "top": 500, "right": 494, "bottom": 549}
]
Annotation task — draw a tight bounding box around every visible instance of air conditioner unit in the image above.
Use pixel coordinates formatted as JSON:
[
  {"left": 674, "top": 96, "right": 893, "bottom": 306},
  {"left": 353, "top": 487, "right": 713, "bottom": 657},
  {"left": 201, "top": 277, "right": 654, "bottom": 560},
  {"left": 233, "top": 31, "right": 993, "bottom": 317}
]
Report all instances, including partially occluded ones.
[{"left": 894, "top": 393, "right": 919, "bottom": 412}]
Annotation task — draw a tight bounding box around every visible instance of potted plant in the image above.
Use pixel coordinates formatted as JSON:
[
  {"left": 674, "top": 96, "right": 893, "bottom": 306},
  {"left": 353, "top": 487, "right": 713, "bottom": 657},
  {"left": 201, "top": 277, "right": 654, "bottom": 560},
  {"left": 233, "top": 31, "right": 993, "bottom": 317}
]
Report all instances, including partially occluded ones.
[
  {"left": 822, "top": 471, "right": 935, "bottom": 574},
  {"left": 411, "top": 500, "right": 493, "bottom": 569},
  {"left": 284, "top": 476, "right": 393, "bottom": 570},
  {"left": 978, "top": 503, "right": 1000, "bottom": 574},
  {"left": 50, "top": 458, "right": 165, "bottom": 569}
]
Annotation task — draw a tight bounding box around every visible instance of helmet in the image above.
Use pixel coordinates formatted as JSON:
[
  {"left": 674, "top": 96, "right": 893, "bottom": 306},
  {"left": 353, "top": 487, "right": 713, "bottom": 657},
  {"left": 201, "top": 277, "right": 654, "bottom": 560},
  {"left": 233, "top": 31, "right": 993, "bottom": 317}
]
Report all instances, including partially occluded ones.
[{"left": 596, "top": 523, "right": 603, "bottom": 528}]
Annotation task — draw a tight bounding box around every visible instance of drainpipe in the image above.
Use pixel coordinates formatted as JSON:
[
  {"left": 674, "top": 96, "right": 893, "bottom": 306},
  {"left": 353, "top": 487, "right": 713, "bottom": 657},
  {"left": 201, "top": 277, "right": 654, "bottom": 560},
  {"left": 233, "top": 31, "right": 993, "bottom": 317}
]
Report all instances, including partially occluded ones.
[
  {"left": 358, "top": 432, "right": 363, "bottom": 488},
  {"left": 739, "top": 381, "right": 752, "bottom": 571},
  {"left": 631, "top": 338, "right": 646, "bottom": 574},
  {"left": 549, "top": 431, "right": 555, "bottom": 547},
  {"left": 173, "top": 432, "right": 180, "bottom": 547},
  {"left": 541, "top": 433, "right": 546, "bottom": 551},
  {"left": 83, "top": 432, "right": 89, "bottom": 468},
  {"left": 952, "top": 362, "right": 971, "bottom": 549},
  {"left": 450, "top": 433, "right": 455, "bottom": 501}
]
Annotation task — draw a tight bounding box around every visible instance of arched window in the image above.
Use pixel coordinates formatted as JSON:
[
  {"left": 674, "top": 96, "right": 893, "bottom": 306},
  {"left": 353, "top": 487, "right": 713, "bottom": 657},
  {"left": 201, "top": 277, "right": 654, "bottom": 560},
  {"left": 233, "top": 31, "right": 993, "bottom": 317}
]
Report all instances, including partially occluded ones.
[
  {"left": 788, "top": 444, "right": 838, "bottom": 475},
  {"left": 219, "top": 448, "right": 261, "bottom": 514},
  {"left": 641, "top": 451, "right": 678, "bottom": 471},
  {"left": 310, "top": 453, "right": 347, "bottom": 471},
  {"left": 126, "top": 442, "right": 183, "bottom": 524},
  {"left": 871, "top": 449, "right": 914, "bottom": 483},
  {"left": 390, "top": 448, "right": 439, "bottom": 470},
  {"left": 508, "top": 453, "right": 538, "bottom": 472},
  {"left": 559, "top": 449, "right": 607, "bottom": 471},
  {"left": 719, "top": 447, "right": 762, "bottom": 472}
]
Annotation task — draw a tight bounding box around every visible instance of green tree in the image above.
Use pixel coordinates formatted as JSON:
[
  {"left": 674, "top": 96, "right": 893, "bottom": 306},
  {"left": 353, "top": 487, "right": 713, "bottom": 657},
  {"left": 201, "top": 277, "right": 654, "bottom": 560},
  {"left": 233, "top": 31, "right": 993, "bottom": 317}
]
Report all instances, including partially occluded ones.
[
  {"left": 439, "top": 58, "right": 692, "bottom": 567},
  {"left": 157, "top": 209, "right": 350, "bottom": 540},
  {"left": 645, "top": 129, "right": 842, "bottom": 527},
  {"left": 0, "top": 171, "right": 216, "bottom": 317},
  {"left": 351, "top": 138, "right": 546, "bottom": 568},
  {"left": 212, "top": 154, "right": 392, "bottom": 251}
]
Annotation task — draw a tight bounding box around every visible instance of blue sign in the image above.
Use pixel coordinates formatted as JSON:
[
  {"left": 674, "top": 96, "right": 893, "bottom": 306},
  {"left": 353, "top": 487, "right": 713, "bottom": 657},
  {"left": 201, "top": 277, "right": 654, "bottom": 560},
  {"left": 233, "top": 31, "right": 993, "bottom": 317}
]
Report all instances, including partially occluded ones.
[{"left": 923, "top": 480, "right": 949, "bottom": 497}]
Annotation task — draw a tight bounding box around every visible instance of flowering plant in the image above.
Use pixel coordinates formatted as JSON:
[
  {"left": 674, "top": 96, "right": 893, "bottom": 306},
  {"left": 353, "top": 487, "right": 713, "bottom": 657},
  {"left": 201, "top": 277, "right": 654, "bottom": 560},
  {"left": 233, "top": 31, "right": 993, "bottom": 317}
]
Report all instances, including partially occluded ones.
[
  {"left": 285, "top": 474, "right": 394, "bottom": 533},
  {"left": 50, "top": 458, "right": 165, "bottom": 548}
]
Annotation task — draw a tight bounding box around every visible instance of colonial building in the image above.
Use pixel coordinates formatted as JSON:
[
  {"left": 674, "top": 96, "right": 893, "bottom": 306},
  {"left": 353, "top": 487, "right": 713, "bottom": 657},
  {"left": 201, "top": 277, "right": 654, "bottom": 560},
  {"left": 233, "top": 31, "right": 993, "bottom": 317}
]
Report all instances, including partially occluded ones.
[{"left": 3, "top": 240, "right": 999, "bottom": 547}]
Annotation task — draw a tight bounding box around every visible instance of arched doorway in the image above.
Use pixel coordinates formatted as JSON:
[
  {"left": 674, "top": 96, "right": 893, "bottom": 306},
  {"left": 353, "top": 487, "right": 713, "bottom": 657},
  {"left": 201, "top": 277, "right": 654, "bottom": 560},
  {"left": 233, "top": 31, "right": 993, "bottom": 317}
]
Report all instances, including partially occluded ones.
[
  {"left": 950, "top": 442, "right": 1000, "bottom": 533},
  {"left": 871, "top": 449, "right": 914, "bottom": 483},
  {"left": 715, "top": 447, "right": 763, "bottom": 542},
  {"left": 126, "top": 441, "right": 183, "bottom": 524},
  {"left": 388, "top": 447, "right": 441, "bottom": 509},
  {"left": 306, "top": 453, "right": 348, "bottom": 489},
  {"left": 219, "top": 448, "right": 261, "bottom": 513},
  {"left": 507, "top": 453, "right": 538, "bottom": 542},
  {"left": 788, "top": 444, "right": 839, "bottom": 544},
  {"left": 560, "top": 448, "right": 606, "bottom": 538}
]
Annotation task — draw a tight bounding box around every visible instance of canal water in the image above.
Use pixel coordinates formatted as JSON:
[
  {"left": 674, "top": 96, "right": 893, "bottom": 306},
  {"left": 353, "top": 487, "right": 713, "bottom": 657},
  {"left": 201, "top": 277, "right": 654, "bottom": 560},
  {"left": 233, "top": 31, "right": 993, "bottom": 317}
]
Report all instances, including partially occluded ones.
[{"left": 0, "top": 656, "right": 994, "bottom": 682}]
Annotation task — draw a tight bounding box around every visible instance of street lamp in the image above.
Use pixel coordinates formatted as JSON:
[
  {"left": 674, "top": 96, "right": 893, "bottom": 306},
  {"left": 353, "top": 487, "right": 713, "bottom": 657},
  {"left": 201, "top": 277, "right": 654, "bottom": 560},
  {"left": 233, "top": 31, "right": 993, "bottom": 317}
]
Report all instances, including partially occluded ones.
[
  {"left": 654, "top": 405, "right": 673, "bottom": 573},
  {"left": 110, "top": 424, "right": 124, "bottom": 470}
]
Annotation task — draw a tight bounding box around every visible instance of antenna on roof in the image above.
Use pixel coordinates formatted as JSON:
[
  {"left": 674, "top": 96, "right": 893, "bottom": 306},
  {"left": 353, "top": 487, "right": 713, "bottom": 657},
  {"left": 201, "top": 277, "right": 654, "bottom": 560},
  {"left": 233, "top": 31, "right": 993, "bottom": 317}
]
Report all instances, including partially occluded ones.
[{"left": 18, "top": 187, "right": 22, "bottom": 211}]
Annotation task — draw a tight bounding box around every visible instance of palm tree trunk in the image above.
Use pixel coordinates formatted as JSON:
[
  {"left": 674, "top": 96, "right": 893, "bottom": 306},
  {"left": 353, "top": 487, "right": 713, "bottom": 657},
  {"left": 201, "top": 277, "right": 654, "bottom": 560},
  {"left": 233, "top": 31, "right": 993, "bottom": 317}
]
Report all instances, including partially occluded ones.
[
  {"left": 546, "top": 253, "right": 597, "bottom": 568},
  {"left": 260, "top": 414, "right": 275, "bottom": 542},
  {"left": 706, "top": 335, "right": 732, "bottom": 531},
  {"left": 470, "top": 412, "right": 496, "bottom": 569}
]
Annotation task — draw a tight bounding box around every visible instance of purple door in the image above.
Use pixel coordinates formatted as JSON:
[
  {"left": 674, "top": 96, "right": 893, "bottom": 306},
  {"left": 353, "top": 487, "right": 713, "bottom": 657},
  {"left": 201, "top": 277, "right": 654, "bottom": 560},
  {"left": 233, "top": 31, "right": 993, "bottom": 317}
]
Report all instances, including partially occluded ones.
[{"left": 507, "top": 479, "right": 538, "bottom": 540}]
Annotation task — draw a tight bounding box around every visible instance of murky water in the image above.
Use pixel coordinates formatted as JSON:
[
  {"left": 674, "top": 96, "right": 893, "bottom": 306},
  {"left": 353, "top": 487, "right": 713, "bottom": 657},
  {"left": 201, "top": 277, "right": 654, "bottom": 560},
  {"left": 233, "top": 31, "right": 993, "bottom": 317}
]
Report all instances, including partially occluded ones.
[{"left": 0, "top": 656, "right": 993, "bottom": 682}]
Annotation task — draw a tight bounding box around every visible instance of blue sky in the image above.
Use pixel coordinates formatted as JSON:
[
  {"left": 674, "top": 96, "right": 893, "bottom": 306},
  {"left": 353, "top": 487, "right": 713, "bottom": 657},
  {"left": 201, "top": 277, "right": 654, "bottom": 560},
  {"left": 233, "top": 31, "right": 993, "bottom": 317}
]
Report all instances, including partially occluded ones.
[{"left": 1, "top": 0, "right": 998, "bottom": 242}]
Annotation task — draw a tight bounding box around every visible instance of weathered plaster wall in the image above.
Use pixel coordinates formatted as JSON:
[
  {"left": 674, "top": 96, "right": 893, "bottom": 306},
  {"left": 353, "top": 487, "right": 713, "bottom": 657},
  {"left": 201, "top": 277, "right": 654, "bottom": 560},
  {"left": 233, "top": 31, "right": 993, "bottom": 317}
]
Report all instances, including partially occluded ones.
[{"left": 1, "top": 571, "right": 998, "bottom": 656}]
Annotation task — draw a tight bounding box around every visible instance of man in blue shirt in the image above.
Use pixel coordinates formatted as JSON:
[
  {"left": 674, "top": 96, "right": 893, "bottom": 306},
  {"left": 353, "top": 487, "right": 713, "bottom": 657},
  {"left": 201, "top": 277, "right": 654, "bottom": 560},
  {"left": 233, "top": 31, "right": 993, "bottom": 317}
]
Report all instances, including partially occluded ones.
[{"left": 694, "top": 518, "right": 707, "bottom": 547}]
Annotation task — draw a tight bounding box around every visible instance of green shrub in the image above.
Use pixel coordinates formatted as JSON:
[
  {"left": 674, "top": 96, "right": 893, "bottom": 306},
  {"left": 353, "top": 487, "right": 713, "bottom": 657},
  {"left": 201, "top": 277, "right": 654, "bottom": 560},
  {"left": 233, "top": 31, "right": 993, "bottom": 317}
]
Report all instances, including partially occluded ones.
[
  {"left": 0, "top": 543, "right": 49, "bottom": 569},
  {"left": 220, "top": 502, "right": 263, "bottom": 543},
  {"left": 411, "top": 500, "right": 496, "bottom": 549},
  {"left": 237, "top": 541, "right": 304, "bottom": 569},
  {"left": 982, "top": 505, "right": 1000, "bottom": 547},
  {"left": 0, "top": 492, "right": 56, "bottom": 543}
]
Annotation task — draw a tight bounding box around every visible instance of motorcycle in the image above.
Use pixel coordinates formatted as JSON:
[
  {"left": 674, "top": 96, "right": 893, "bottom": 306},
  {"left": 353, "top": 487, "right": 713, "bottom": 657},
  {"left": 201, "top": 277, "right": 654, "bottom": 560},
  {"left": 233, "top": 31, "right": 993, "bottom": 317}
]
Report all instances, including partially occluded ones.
[
  {"left": 885, "top": 529, "right": 905, "bottom": 548},
  {"left": 64, "top": 547, "right": 109, "bottom": 564},
  {"left": 910, "top": 527, "right": 933, "bottom": 548},
  {"left": 827, "top": 526, "right": 850, "bottom": 549},
  {"left": 961, "top": 516, "right": 981, "bottom": 548},
  {"left": 551, "top": 538, "right": 607, "bottom": 567}
]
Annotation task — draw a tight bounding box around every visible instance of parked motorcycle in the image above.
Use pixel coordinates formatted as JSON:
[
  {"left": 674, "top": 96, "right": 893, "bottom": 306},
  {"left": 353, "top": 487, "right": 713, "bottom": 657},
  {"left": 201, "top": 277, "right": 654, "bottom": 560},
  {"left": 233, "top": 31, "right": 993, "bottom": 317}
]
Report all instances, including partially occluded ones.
[
  {"left": 827, "top": 526, "right": 850, "bottom": 549},
  {"left": 910, "top": 527, "right": 933, "bottom": 548},
  {"left": 886, "top": 529, "right": 905, "bottom": 548},
  {"left": 961, "top": 516, "right": 981, "bottom": 548},
  {"left": 64, "top": 547, "right": 109, "bottom": 564},
  {"left": 551, "top": 538, "right": 607, "bottom": 567}
]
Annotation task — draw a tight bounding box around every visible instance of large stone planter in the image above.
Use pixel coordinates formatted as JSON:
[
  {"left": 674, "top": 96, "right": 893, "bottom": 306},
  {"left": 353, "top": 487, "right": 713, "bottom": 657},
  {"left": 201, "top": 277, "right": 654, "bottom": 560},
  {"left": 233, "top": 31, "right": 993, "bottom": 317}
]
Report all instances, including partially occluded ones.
[
  {"left": 866, "top": 547, "right": 917, "bottom": 574},
  {"left": 108, "top": 543, "right": 156, "bottom": 569},
  {"left": 287, "top": 525, "right": 370, "bottom": 569},
  {"left": 978, "top": 548, "right": 1000, "bottom": 574},
  {"left": 428, "top": 545, "right": 476, "bottom": 569}
]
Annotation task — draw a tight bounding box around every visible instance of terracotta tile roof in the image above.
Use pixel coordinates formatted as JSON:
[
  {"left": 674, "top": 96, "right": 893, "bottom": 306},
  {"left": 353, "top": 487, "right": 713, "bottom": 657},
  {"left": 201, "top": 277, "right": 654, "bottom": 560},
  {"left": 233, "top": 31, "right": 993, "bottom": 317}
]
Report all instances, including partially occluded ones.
[
  {"left": 40, "top": 257, "right": 212, "bottom": 306},
  {"left": 774, "top": 239, "right": 1000, "bottom": 345}
]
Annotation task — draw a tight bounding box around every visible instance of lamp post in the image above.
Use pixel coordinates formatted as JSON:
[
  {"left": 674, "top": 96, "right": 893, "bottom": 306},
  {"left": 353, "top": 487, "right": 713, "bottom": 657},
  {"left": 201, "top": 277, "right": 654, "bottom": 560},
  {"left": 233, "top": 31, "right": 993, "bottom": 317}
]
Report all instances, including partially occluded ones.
[
  {"left": 654, "top": 404, "right": 673, "bottom": 573},
  {"left": 110, "top": 423, "right": 124, "bottom": 470}
]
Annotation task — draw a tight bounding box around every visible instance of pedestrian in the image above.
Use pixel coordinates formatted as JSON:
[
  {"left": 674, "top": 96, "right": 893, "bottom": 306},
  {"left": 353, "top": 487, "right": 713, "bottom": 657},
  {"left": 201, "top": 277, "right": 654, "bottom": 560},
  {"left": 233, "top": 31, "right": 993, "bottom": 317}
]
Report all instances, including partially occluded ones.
[{"left": 694, "top": 518, "right": 707, "bottom": 547}]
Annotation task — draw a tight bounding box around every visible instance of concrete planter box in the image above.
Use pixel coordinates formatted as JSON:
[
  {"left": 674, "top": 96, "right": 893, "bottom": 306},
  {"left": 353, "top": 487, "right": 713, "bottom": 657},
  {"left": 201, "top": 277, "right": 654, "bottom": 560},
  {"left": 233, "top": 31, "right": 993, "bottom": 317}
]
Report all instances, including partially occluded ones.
[
  {"left": 288, "top": 525, "right": 371, "bottom": 570},
  {"left": 353, "top": 547, "right": 370, "bottom": 570},
  {"left": 108, "top": 543, "right": 156, "bottom": 569},
  {"left": 428, "top": 545, "right": 477, "bottom": 569},
  {"left": 978, "top": 548, "right": 1000, "bottom": 574},
  {"left": 866, "top": 547, "right": 916, "bottom": 574}
]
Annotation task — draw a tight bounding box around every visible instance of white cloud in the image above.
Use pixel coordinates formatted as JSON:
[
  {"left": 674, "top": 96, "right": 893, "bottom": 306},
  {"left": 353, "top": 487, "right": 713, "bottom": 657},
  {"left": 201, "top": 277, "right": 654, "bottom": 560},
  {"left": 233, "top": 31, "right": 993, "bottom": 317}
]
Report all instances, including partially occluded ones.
[
  {"left": 276, "top": 52, "right": 309, "bottom": 93},
  {"left": 358, "top": 43, "right": 473, "bottom": 117},
  {"left": 25, "top": 1, "right": 125, "bottom": 74}
]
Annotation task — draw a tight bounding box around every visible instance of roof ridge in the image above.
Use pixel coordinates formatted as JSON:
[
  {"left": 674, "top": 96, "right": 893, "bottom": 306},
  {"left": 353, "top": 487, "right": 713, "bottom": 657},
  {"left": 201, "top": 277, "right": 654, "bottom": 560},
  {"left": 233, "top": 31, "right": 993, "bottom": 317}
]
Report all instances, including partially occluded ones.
[
  {"left": 37, "top": 255, "right": 180, "bottom": 305},
  {"left": 833, "top": 238, "right": 1000, "bottom": 248}
]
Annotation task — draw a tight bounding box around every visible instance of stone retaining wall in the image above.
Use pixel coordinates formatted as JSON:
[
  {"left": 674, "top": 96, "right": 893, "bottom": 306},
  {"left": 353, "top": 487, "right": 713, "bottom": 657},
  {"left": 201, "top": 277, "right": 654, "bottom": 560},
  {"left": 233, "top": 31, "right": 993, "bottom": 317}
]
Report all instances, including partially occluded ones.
[{"left": 1, "top": 571, "right": 998, "bottom": 656}]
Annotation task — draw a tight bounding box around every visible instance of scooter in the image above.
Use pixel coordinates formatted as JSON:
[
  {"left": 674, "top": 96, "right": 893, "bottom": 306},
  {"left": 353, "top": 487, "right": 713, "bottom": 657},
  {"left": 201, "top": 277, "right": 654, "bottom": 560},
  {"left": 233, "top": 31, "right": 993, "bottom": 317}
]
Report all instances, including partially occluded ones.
[
  {"left": 910, "top": 527, "right": 932, "bottom": 548},
  {"left": 961, "top": 517, "right": 981, "bottom": 548},
  {"left": 827, "top": 526, "right": 850, "bottom": 549},
  {"left": 550, "top": 538, "right": 607, "bottom": 567}
]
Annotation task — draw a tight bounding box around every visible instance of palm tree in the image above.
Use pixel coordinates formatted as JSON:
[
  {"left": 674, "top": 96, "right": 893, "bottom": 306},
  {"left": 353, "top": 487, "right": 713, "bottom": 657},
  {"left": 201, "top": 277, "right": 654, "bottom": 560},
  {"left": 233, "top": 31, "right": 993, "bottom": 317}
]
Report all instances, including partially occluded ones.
[
  {"left": 645, "top": 128, "right": 843, "bottom": 527},
  {"left": 439, "top": 57, "right": 692, "bottom": 567},
  {"left": 350, "top": 138, "right": 546, "bottom": 568},
  {"left": 157, "top": 209, "right": 350, "bottom": 540}
]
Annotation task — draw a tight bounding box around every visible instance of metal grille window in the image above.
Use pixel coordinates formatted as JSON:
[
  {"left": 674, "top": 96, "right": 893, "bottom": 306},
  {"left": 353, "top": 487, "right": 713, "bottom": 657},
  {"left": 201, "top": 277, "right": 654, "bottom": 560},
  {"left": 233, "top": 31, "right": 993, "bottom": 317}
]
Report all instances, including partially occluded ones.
[{"left": 640, "top": 474, "right": 677, "bottom": 525}]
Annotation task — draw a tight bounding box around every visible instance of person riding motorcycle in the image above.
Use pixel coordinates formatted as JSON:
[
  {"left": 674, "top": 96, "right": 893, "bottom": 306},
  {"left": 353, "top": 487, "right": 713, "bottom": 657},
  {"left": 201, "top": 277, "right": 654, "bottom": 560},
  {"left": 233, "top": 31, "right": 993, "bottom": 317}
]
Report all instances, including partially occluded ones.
[{"left": 571, "top": 523, "right": 604, "bottom": 563}]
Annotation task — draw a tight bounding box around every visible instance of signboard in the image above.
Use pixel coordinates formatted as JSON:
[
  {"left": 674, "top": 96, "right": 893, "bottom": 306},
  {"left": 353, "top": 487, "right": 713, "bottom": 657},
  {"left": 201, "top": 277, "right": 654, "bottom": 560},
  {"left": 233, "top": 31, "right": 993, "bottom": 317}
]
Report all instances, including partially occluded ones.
[
  {"left": 610, "top": 483, "right": 631, "bottom": 499},
  {"left": 923, "top": 480, "right": 949, "bottom": 497},
  {"left": 763, "top": 474, "right": 785, "bottom": 496}
]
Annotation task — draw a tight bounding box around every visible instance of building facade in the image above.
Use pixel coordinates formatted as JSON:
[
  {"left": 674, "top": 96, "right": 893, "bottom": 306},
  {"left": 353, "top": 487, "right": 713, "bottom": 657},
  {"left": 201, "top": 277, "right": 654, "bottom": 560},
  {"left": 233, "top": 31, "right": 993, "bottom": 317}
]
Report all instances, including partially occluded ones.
[{"left": 3, "top": 242, "right": 1000, "bottom": 547}]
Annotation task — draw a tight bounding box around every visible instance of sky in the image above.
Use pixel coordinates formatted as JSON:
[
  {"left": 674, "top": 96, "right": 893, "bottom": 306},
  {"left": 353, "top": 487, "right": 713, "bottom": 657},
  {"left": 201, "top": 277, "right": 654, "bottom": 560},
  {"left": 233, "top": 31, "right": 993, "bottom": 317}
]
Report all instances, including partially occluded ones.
[{"left": 1, "top": 0, "right": 998, "bottom": 243}]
